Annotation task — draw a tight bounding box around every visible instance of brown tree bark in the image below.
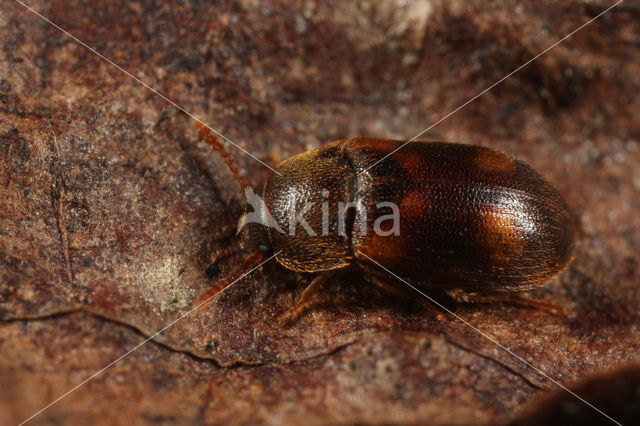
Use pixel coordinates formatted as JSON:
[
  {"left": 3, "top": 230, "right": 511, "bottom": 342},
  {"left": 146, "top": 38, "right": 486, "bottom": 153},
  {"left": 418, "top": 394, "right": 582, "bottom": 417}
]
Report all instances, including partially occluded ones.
[{"left": 1, "top": 1, "right": 638, "bottom": 424}]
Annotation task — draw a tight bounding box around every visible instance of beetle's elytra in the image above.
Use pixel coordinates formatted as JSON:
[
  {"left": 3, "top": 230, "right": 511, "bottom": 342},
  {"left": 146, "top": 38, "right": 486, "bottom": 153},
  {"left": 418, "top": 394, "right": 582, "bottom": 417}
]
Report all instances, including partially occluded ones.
[{"left": 196, "top": 123, "right": 575, "bottom": 320}]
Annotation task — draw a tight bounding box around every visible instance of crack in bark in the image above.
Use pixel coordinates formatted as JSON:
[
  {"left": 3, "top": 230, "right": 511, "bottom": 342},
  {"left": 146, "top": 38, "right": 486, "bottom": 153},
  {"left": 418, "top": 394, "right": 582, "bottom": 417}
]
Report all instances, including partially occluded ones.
[
  {"left": 445, "top": 338, "right": 545, "bottom": 390},
  {"left": 3, "top": 307, "right": 554, "bottom": 425},
  {"left": 2, "top": 305, "right": 554, "bottom": 393},
  {"left": 1, "top": 308, "right": 369, "bottom": 369},
  {"left": 50, "top": 131, "right": 74, "bottom": 295},
  {"left": 1, "top": 308, "right": 226, "bottom": 365}
]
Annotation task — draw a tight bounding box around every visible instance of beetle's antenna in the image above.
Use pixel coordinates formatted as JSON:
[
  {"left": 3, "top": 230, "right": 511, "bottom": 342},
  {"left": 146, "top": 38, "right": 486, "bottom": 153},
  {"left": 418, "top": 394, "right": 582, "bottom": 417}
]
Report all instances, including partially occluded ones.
[{"left": 194, "top": 120, "right": 250, "bottom": 191}]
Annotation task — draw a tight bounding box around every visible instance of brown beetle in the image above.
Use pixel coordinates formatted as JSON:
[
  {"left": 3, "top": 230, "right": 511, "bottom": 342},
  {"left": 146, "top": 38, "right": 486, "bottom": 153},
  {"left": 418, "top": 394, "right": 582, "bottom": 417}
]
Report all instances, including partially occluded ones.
[{"left": 195, "top": 122, "right": 575, "bottom": 322}]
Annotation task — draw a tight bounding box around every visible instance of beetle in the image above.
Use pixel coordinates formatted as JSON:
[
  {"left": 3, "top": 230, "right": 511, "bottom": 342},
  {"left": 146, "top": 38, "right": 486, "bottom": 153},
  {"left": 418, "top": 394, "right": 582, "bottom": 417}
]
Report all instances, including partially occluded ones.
[{"left": 194, "top": 122, "right": 575, "bottom": 323}]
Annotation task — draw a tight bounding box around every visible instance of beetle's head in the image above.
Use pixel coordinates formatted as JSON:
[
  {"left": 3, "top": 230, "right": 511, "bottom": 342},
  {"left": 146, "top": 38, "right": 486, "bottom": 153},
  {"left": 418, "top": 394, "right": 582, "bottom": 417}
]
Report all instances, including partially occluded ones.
[{"left": 254, "top": 141, "right": 354, "bottom": 272}]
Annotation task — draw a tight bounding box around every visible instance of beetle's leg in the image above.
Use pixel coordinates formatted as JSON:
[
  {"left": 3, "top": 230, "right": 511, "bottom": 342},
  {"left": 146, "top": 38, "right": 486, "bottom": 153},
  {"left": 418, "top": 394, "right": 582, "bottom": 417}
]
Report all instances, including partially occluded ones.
[
  {"left": 446, "top": 289, "right": 565, "bottom": 314},
  {"left": 277, "top": 270, "right": 337, "bottom": 325},
  {"left": 504, "top": 294, "right": 565, "bottom": 314},
  {"left": 195, "top": 250, "right": 263, "bottom": 309},
  {"left": 201, "top": 219, "right": 242, "bottom": 267},
  {"left": 366, "top": 275, "right": 446, "bottom": 321}
]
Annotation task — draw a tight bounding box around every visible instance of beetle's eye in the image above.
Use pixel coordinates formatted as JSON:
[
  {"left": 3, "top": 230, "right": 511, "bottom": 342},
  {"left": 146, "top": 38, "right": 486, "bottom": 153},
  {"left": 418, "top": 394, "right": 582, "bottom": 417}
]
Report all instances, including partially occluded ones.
[{"left": 205, "top": 262, "right": 221, "bottom": 280}]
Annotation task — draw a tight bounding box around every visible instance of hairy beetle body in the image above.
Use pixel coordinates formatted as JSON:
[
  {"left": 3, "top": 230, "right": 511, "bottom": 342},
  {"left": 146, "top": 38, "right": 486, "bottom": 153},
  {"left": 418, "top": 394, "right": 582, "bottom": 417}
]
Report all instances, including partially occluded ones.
[
  {"left": 196, "top": 119, "right": 576, "bottom": 318},
  {"left": 255, "top": 138, "right": 574, "bottom": 291}
]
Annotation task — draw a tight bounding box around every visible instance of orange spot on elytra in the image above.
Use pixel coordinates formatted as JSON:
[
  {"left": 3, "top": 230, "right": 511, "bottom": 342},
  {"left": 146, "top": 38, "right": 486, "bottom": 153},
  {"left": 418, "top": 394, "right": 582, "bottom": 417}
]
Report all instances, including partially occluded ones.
[
  {"left": 476, "top": 205, "right": 524, "bottom": 265},
  {"left": 473, "top": 149, "right": 517, "bottom": 175},
  {"left": 355, "top": 233, "right": 407, "bottom": 269}
]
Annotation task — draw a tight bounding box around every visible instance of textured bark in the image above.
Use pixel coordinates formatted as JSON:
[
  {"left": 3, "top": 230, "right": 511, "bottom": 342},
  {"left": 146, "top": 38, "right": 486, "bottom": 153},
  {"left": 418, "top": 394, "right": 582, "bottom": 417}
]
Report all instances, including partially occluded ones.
[{"left": 1, "top": 0, "right": 638, "bottom": 424}]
